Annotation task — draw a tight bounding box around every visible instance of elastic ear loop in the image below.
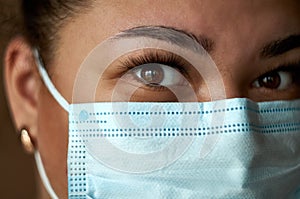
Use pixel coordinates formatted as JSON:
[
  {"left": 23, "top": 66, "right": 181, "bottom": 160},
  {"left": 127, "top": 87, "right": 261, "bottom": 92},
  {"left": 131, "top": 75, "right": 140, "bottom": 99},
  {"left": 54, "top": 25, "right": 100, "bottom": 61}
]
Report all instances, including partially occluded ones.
[
  {"left": 34, "top": 152, "right": 59, "bottom": 199},
  {"left": 33, "top": 49, "right": 70, "bottom": 112},
  {"left": 33, "top": 48, "right": 70, "bottom": 199}
]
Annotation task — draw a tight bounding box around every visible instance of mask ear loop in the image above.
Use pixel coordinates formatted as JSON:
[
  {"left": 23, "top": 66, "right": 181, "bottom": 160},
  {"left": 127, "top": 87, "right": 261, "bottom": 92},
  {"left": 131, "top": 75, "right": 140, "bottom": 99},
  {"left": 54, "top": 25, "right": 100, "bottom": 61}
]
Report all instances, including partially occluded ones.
[
  {"left": 32, "top": 48, "right": 69, "bottom": 199},
  {"left": 34, "top": 152, "right": 59, "bottom": 199},
  {"left": 32, "top": 48, "right": 70, "bottom": 112}
]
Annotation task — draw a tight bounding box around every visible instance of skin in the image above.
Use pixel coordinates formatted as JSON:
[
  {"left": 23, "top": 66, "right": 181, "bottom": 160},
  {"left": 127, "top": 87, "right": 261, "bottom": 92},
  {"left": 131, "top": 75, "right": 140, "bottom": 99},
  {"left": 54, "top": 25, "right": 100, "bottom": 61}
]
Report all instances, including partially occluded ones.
[{"left": 4, "top": 0, "right": 300, "bottom": 198}]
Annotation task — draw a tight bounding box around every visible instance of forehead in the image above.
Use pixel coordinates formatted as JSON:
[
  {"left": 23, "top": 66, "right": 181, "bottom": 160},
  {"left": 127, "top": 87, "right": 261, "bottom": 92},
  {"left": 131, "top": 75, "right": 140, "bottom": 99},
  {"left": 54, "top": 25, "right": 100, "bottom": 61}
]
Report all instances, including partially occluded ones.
[
  {"left": 56, "top": 0, "right": 300, "bottom": 69},
  {"left": 70, "top": 0, "right": 300, "bottom": 45},
  {"left": 101, "top": 0, "right": 300, "bottom": 24}
]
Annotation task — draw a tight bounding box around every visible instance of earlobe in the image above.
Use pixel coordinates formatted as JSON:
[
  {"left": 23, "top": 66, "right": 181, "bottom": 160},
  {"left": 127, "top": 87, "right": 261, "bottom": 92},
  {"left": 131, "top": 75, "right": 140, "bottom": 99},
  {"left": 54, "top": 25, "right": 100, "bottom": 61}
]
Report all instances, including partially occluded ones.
[{"left": 4, "top": 36, "right": 40, "bottom": 139}]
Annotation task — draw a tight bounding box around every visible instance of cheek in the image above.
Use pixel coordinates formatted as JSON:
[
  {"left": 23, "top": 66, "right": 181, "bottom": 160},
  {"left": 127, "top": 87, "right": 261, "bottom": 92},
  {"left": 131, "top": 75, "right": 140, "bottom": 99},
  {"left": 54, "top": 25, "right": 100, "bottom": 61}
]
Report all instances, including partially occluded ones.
[{"left": 37, "top": 85, "right": 69, "bottom": 198}]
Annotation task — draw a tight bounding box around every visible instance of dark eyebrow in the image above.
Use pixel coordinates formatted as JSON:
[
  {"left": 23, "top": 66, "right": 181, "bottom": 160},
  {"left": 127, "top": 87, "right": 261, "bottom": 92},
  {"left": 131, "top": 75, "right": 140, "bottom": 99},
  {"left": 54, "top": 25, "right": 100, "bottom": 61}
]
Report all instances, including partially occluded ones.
[
  {"left": 115, "top": 26, "right": 215, "bottom": 53},
  {"left": 260, "top": 34, "right": 300, "bottom": 58}
]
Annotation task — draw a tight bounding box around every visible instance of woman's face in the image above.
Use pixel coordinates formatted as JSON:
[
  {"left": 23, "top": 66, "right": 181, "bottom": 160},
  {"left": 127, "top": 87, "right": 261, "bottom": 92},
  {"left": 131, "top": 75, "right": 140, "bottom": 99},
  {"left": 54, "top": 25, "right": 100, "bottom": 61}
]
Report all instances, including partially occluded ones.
[{"left": 6, "top": 0, "right": 300, "bottom": 198}]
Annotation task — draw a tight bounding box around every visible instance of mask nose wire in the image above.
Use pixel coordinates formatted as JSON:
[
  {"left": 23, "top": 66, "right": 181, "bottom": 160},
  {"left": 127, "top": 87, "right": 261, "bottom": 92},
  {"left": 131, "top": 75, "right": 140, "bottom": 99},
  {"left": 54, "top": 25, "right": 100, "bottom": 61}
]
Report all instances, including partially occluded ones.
[{"left": 33, "top": 48, "right": 70, "bottom": 112}]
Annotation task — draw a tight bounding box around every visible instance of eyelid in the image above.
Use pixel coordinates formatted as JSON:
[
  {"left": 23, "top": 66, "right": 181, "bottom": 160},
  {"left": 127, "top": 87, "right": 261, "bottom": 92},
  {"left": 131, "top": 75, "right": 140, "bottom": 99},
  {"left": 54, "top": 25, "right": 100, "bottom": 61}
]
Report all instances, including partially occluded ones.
[{"left": 254, "top": 61, "right": 300, "bottom": 81}]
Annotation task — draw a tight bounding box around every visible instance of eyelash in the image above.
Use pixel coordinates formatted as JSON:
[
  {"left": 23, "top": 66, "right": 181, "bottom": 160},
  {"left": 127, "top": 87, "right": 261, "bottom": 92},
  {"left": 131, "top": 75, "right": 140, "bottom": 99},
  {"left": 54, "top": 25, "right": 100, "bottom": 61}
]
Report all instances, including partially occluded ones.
[{"left": 121, "top": 51, "right": 188, "bottom": 71}]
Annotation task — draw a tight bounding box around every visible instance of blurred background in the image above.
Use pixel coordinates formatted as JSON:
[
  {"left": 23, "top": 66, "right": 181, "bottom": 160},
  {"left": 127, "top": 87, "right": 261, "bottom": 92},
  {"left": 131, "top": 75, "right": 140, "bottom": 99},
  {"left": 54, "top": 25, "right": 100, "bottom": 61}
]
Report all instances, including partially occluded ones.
[{"left": 0, "top": 0, "right": 37, "bottom": 198}]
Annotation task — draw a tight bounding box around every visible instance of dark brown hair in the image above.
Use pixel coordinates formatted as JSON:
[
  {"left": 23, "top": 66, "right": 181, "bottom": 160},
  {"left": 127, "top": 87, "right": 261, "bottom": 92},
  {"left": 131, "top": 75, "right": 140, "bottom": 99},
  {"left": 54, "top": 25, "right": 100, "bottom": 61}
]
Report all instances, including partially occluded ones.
[{"left": 22, "top": 0, "right": 93, "bottom": 65}]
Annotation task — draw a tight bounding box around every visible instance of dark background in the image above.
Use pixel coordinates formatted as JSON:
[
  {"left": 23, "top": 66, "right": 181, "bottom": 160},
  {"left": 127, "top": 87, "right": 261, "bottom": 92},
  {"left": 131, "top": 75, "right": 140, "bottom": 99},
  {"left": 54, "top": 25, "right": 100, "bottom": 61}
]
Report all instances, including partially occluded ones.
[{"left": 0, "top": 1, "right": 37, "bottom": 198}]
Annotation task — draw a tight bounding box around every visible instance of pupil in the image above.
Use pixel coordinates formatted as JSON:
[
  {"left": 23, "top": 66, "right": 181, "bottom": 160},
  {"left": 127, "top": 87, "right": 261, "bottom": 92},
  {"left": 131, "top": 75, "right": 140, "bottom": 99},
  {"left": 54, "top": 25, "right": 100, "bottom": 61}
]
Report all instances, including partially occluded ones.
[
  {"left": 259, "top": 72, "right": 281, "bottom": 89},
  {"left": 141, "top": 64, "right": 164, "bottom": 85}
]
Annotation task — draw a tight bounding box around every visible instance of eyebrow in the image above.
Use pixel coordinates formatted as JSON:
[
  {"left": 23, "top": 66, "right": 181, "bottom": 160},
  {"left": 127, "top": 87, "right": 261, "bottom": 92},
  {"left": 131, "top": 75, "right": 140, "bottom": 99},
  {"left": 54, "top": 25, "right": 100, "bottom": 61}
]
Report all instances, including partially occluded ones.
[
  {"left": 260, "top": 34, "right": 300, "bottom": 58},
  {"left": 114, "top": 26, "right": 215, "bottom": 53}
]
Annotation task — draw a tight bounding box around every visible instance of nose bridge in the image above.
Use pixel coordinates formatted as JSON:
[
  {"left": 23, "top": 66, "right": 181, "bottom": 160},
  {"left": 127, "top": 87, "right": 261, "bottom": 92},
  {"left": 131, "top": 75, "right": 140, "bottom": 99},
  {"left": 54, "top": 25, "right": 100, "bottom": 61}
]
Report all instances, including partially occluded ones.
[
  {"left": 196, "top": 34, "right": 254, "bottom": 101},
  {"left": 195, "top": 67, "right": 246, "bottom": 102},
  {"left": 220, "top": 68, "right": 248, "bottom": 99}
]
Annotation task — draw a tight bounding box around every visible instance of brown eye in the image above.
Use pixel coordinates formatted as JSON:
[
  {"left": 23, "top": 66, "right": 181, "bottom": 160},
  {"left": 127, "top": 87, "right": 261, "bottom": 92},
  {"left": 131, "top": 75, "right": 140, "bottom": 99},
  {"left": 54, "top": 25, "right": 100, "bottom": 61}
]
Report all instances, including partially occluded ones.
[
  {"left": 141, "top": 64, "right": 164, "bottom": 85},
  {"left": 132, "top": 63, "right": 187, "bottom": 87},
  {"left": 253, "top": 71, "right": 293, "bottom": 90},
  {"left": 258, "top": 71, "right": 281, "bottom": 89}
]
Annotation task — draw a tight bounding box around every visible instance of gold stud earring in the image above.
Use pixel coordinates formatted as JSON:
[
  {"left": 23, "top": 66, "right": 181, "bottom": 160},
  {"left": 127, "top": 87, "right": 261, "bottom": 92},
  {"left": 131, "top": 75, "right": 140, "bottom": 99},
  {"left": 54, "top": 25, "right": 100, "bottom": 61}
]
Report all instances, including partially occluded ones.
[{"left": 20, "top": 128, "right": 35, "bottom": 154}]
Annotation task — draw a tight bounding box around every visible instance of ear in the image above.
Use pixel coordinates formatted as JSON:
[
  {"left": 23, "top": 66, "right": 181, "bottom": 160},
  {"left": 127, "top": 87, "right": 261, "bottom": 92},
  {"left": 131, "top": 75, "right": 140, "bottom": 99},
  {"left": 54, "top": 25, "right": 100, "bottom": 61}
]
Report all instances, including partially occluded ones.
[{"left": 4, "top": 36, "right": 40, "bottom": 142}]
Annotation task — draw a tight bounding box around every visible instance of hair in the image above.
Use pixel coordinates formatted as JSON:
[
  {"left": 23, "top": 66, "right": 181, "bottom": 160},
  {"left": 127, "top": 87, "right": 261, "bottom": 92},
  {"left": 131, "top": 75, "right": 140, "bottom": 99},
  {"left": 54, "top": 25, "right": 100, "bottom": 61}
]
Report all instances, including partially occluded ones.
[
  {"left": 0, "top": 1, "right": 22, "bottom": 50},
  {"left": 22, "top": 0, "right": 93, "bottom": 65}
]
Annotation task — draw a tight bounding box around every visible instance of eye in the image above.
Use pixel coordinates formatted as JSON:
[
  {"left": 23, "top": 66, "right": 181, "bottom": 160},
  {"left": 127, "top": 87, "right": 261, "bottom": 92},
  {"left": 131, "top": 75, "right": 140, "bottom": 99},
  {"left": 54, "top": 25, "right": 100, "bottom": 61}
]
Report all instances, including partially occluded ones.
[
  {"left": 252, "top": 71, "right": 293, "bottom": 90},
  {"left": 132, "top": 63, "right": 188, "bottom": 87}
]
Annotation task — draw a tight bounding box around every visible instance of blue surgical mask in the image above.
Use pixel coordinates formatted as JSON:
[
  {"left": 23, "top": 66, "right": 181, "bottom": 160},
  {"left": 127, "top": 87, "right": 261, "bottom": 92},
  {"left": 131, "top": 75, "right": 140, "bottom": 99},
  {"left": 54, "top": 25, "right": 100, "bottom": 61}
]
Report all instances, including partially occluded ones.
[
  {"left": 65, "top": 99, "right": 300, "bottom": 199},
  {"left": 32, "top": 36, "right": 300, "bottom": 199}
]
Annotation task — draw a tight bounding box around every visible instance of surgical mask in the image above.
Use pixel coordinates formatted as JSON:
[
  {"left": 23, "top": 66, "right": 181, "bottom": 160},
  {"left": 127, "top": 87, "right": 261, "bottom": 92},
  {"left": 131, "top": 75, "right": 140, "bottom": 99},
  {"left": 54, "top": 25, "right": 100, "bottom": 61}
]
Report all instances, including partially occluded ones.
[{"left": 33, "top": 33, "right": 300, "bottom": 199}]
